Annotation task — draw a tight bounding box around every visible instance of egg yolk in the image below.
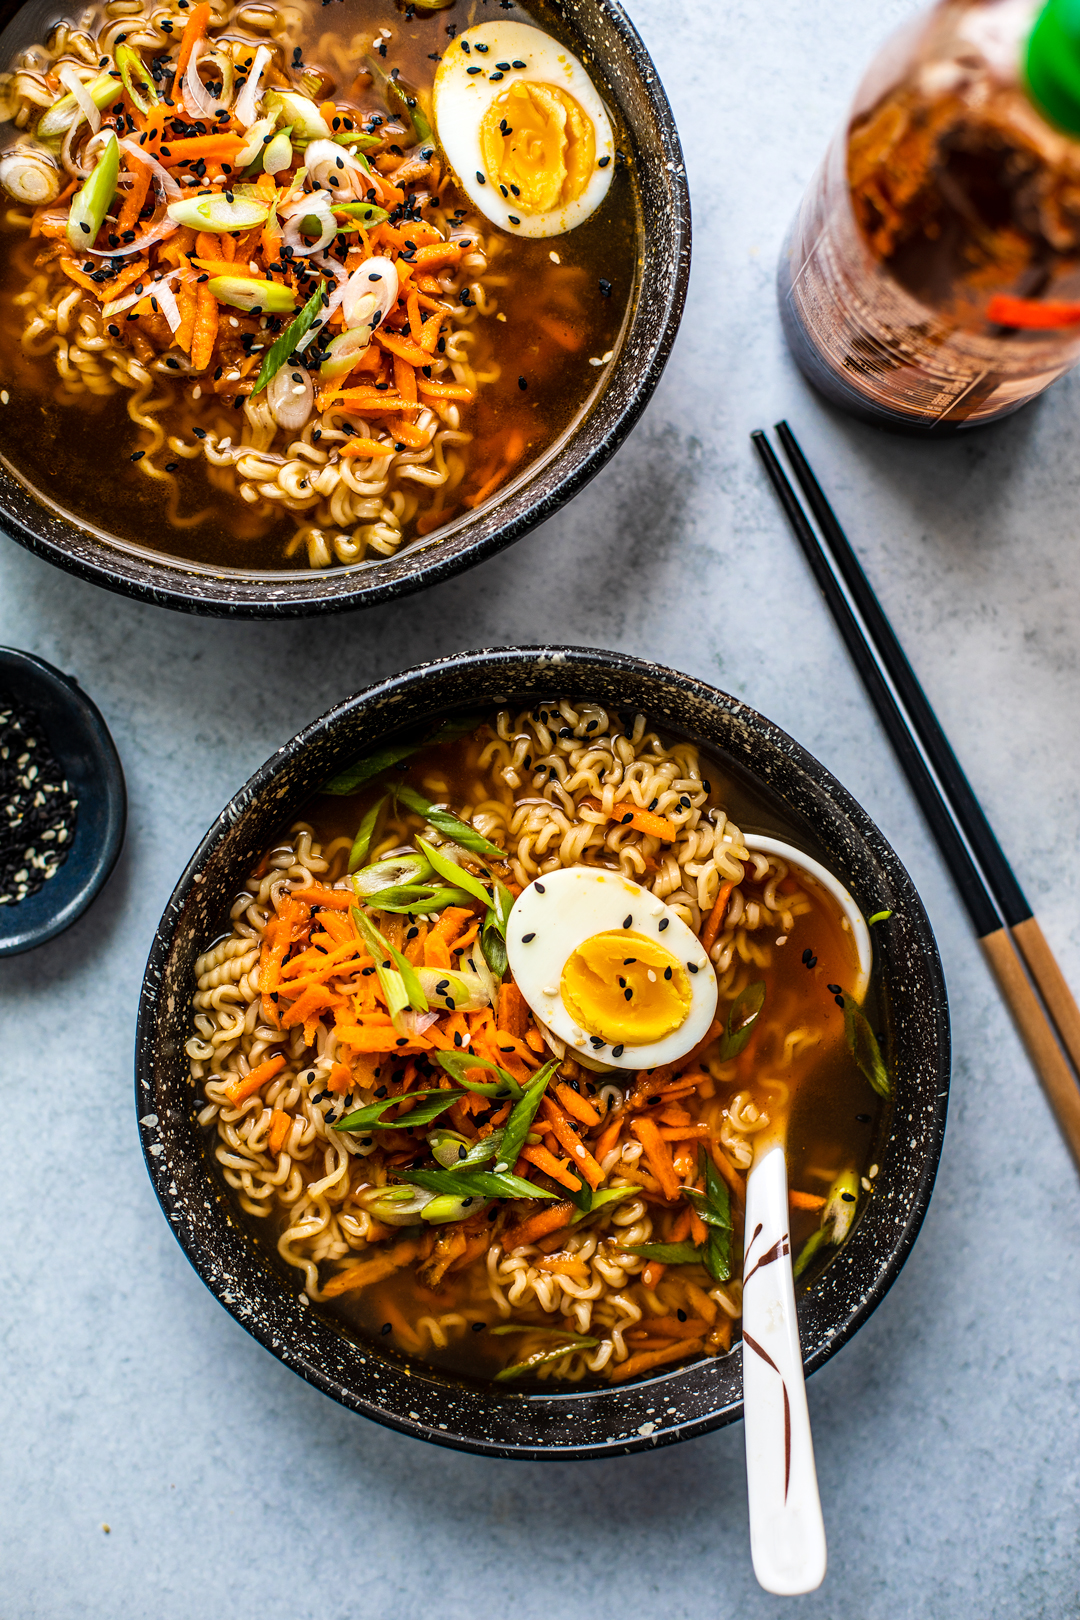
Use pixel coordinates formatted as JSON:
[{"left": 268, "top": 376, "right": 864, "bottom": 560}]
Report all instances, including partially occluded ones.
[
  {"left": 560, "top": 932, "right": 692, "bottom": 1047},
  {"left": 478, "top": 80, "right": 595, "bottom": 215}
]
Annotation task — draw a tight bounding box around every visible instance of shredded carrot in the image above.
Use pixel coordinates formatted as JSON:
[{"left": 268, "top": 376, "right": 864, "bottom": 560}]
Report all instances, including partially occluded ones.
[
  {"left": 393, "top": 352, "right": 418, "bottom": 406},
  {"left": 429, "top": 906, "right": 476, "bottom": 949},
  {"left": 594, "top": 1114, "right": 623, "bottom": 1165},
  {"left": 117, "top": 154, "right": 152, "bottom": 234},
  {"left": 413, "top": 243, "right": 463, "bottom": 271},
  {"left": 224, "top": 1053, "right": 287, "bottom": 1105},
  {"left": 669, "top": 1206, "right": 693, "bottom": 1244},
  {"left": 986, "top": 293, "right": 1080, "bottom": 329},
  {"left": 191, "top": 279, "right": 218, "bottom": 371},
  {"left": 610, "top": 1337, "right": 707, "bottom": 1382},
  {"left": 496, "top": 981, "right": 530, "bottom": 1038},
  {"left": 708, "top": 1140, "right": 747, "bottom": 1207},
  {"left": 159, "top": 134, "right": 245, "bottom": 164},
  {"left": 268, "top": 1109, "right": 292, "bottom": 1154},
  {"left": 340, "top": 437, "right": 395, "bottom": 459},
  {"left": 580, "top": 794, "right": 678, "bottom": 842},
  {"left": 701, "top": 881, "right": 734, "bottom": 955},
  {"left": 190, "top": 256, "right": 259, "bottom": 277},
  {"left": 388, "top": 416, "right": 429, "bottom": 448},
  {"left": 541, "top": 1096, "right": 605, "bottom": 1188},
  {"left": 375, "top": 328, "right": 428, "bottom": 366},
  {"left": 519, "top": 1143, "right": 583, "bottom": 1193},
  {"left": 627, "top": 1315, "right": 709, "bottom": 1341},
  {"left": 554, "top": 1082, "right": 602, "bottom": 1128},
  {"left": 57, "top": 259, "right": 101, "bottom": 295},
  {"left": 406, "top": 289, "right": 424, "bottom": 343},
  {"left": 657, "top": 1122, "right": 712, "bottom": 1141},
  {"left": 642, "top": 1261, "right": 666, "bottom": 1288},
  {"left": 319, "top": 98, "right": 337, "bottom": 124},
  {"left": 630, "top": 1115, "right": 682, "bottom": 1201},
  {"left": 503, "top": 1200, "right": 576, "bottom": 1251},
  {"left": 175, "top": 0, "right": 210, "bottom": 77},
  {"left": 326, "top": 1062, "right": 353, "bottom": 1095},
  {"left": 416, "top": 378, "right": 474, "bottom": 401},
  {"left": 537, "top": 313, "right": 583, "bottom": 351},
  {"left": 289, "top": 885, "right": 355, "bottom": 908},
  {"left": 688, "top": 1205, "right": 708, "bottom": 1245},
  {"left": 790, "top": 1189, "right": 827, "bottom": 1211},
  {"left": 320, "top": 1239, "right": 419, "bottom": 1298}
]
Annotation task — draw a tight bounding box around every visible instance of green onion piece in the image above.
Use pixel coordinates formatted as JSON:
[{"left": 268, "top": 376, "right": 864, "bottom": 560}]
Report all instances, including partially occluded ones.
[
  {"left": 495, "top": 1061, "right": 559, "bottom": 1172},
  {"left": 683, "top": 1187, "right": 730, "bottom": 1232},
  {"left": 398, "top": 1165, "right": 557, "bottom": 1202},
  {"left": 491, "top": 1323, "right": 598, "bottom": 1342},
  {"left": 353, "top": 907, "right": 428, "bottom": 1013},
  {"left": 116, "top": 43, "right": 157, "bottom": 115},
  {"left": 793, "top": 1168, "right": 860, "bottom": 1277},
  {"left": 429, "top": 1128, "right": 502, "bottom": 1170},
  {"left": 359, "top": 1184, "right": 434, "bottom": 1224},
  {"left": 251, "top": 286, "right": 325, "bottom": 397},
  {"left": 332, "top": 132, "right": 382, "bottom": 152},
  {"left": 867, "top": 909, "right": 893, "bottom": 926},
  {"left": 333, "top": 200, "right": 389, "bottom": 228},
  {"left": 481, "top": 920, "right": 508, "bottom": 980},
  {"left": 66, "top": 132, "right": 119, "bottom": 253},
  {"left": 569, "top": 1186, "right": 638, "bottom": 1225},
  {"left": 265, "top": 89, "right": 332, "bottom": 140},
  {"left": 350, "top": 906, "right": 408, "bottom": 1020},
  {"left": 421, "top": 1192, "right": 488, "bottom": 1224},
  {"left": 322, "top": 715, "right": 486, "bottom": 795},
  {"left": 352, "top": 852, "right": 433, "bottom": 896},
  {"left": 398, "top": 785, "right": 505, "bottom": 858},
  {"left": 622, "top": 1241, "right": 704, "bottom": 1266},
  {"left": 348, "top": 795, "right": 386, "bottom": 873},
  {"left": 335, "top": 1087, "right": 464, "bottom": 1133},
  {"left": 205, "top": 275, "right": 297, "bottom": 314},
  {"left": 37, "top": 72, "right": 117, "bottom": 140},
  {"left": 362, "top": 884, "right": 476, "bottom": 915},
  {"left": 436, "top": 1049, "right": 524, "bottom": 1100},
  {"left": 494, "top": 1338, "right": 600, "bottom": 1380},
  {"left": 719, "top": 979, "right": 766, "bottom": 1060},
  {"left": 416, "top": 837, "right": 492, "bottom": 909},
  {"left": 843, "top": 1002, "right": 890, "bottom": 1098},
  {"left": 166, "top": 192, "right": 270, "bottom": 233}
]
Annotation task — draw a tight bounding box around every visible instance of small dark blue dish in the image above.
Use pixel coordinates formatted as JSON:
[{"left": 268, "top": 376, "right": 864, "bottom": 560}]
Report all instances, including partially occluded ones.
[{"left": 0, "top": 648, "right": 125, "bottom": 956}]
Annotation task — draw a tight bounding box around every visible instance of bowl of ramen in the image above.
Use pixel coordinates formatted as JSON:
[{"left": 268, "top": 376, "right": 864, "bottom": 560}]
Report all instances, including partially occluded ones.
[
  {"left": 136, "top": 646, "right": 950, "bottom": 1457},
  {"left": 0, "top": 0, "right": 687, "bottom": 616}
]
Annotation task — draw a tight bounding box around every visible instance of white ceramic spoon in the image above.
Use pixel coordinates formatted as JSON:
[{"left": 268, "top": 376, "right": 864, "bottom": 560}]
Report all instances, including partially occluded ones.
[{"left": 739, "top": 835, "right": 873, "bottom": 1595}]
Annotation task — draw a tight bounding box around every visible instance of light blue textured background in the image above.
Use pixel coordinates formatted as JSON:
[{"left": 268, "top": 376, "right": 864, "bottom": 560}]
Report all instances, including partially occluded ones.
[{"left": 2, "top": 0, "right": 1079, "bottom": 1614}]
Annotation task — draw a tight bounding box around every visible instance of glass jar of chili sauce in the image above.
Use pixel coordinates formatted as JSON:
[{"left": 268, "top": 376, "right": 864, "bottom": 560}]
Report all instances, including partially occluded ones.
[{"left": 780, "top": 0, "right": 1080, "bottom": 432}]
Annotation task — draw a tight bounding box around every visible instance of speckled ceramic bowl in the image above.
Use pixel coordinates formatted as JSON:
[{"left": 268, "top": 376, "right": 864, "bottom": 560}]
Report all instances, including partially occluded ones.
[
  {"left": 0, "top": 0, "right": 688, "bottom": 618},
  {"left": 136, "top": 647, "right": 950, "bottom": 1458}
]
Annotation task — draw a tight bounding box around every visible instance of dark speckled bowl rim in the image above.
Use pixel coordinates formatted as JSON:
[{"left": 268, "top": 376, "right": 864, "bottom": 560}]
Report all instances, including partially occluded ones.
[
  {"left": 0, "top": 646, "right": 126, "bottom": 955},
  {"left": 0, "top": 0, "right": 690, "bottom": 620},
  {"left": 136, "top": 647, "right": 950, "bottom": 1459}
]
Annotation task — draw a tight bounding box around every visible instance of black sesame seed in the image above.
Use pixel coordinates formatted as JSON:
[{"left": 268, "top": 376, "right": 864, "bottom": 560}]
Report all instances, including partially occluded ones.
[
  {"left": 664, "top": 967, "right": 672, "bottom": 980},
  {"left": 622, "top": 914, "right": 632, "bottom": 928},
  {"left": 535, "top": 882, "right": 545, "bottom": 893},
  {"left": 130, "top": 450, "right": 144, "bottom": 461},
  {"left": 841, "top": 1191, "right": 856, "bottom": 1203},
  {"left": 611, "top": 1044, "right": 624, "bottom": 1058},
  {"left": 598, "top": 155, "right": 611, "bottom": 167},
  {"left": 856, "top": 1113, "right": 871, "bottom": 1123},
  {"left": 508, "top": 215, "right": 520, "bottom": 224},
  {"left": 648, "top": 798, "right": 658, "bottom": 811},
  {"left": 598, "top": 278, "right": 611, "bottom": 297},
  {"left": 834, "top": 994, "right": 845, "bottom": 1008},
  {"left": 381, "top": 1322, "right": 392, "bottom": 1335},
  {"left": 518, "top": 375, "right": 527, "bottom": 390},
  {"left": 658, "top": 918, "right": 669, "bottom": 931},
  {"left": 802, "top": 948, "right": 813, "bottom": 964},
  {"left": 688, "top": 962, "right": 699, "bottom": 974},
  {"left": 472, "top": 1320, "right": 485, "bottom": 1331},
  {"left": 590, "top": 1037, "right": 605, "bottom": 1049},
  {"left": 522, "top": 932, "right": 535, "bottom": 943},
  {"left": 677, "top": 1308, "right": 687, "bottom": 1322},
  {"left": 475, "top": 170, "right": 486, "bottom": 184},
  {"left": 624, "top": 988, "right": 632, "bottom": 1001}
]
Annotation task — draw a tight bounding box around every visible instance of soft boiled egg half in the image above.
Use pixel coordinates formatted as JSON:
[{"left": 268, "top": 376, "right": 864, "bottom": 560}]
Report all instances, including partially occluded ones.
[
  {"left": 505, "top": 868, "right": 718, "bottom": 1071},
  {"left": 432, "top": 21, "right": 615, "bottom": 238}
]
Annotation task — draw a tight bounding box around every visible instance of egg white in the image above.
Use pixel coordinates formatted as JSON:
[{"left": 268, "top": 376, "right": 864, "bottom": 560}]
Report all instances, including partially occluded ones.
[
  {"left": 432, "top": 21, "right": 616, "bottom": 239},
  {"left": 505, "top": 867, "right": 717, "bottom": 1071}
]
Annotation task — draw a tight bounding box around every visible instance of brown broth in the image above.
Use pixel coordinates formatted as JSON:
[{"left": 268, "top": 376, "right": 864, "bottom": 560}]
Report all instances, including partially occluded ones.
[
  {"left": 0, "top": 0, "right": 638, "bottom": 571},
  {"left": 210, "top": 720, "right": 890, "bottom": 1388}
]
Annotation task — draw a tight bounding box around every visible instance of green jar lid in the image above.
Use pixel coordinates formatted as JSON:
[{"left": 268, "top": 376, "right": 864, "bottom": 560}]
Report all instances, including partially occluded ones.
[{"left": 1027, "top": 0, "right": 1080, "bottom": 134}]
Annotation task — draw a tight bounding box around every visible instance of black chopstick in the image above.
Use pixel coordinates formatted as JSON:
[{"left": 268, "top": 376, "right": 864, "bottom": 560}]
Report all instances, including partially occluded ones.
[
  {"left": 751, "top": 426, "right": 1080, "bottom": 1168},
  {"left": 773, "top": 421, "right": 1030, "bottom": 928},
  {"left": 770, "top": 422, "right": 1080, "bottom": 1082}
]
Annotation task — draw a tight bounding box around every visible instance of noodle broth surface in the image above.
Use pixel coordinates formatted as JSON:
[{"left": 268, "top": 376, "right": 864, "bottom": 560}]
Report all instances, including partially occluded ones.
[
  {"left": 0, "top": 0, "right": 637, "bottom": 572},
  {"left": 188, "top": 705, "right": 889, "bottom": 1389}
]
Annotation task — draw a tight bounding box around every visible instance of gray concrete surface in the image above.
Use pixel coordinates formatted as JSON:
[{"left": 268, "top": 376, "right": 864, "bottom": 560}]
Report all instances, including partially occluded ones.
[{"left": 3, "top": 0, "right": 1079, "bottom": 1614}]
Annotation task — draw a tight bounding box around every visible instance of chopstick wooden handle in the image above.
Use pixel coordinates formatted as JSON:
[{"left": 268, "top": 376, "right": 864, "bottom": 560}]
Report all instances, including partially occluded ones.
[
  {"left": 1010, "top": 917, "right": 1080, "bottom": 1080},
  {"left": 981, "top": 928, "right": 1080, "bottom": 1171}
]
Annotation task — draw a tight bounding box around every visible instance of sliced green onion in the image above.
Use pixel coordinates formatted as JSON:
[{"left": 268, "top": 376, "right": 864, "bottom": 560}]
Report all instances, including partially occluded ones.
[
  {"left": 205, "top": 275, "right": 297, "bottom": 314},
  {"left": 235, "top": 115, "right": 277, "bottom": 171},
  {"left": 435, "top": 1049, "right": 524, "bottom": 1100},
  {"left": 414, "top": 966, "right": 489, "bottom": 1012},
  {"left": 116, "top": 44, "right": 157, "bottom": 116},
  {"left": 718, "top": 979, "right": 766, "bottom": 1060},
  {"left": 398, "top": 785, "right": 505, "bottom": 858},
  {"left": 334, "top": 200, "right": 389, "bottom": 228},
  {"left": 794, "top": 1168, "right": 860, "bottom": 1278},
  {"left": 843, "top": 1002, "right": 890, "bottom": 1098},
  {"left": 359, "top": 884, "right": 475, "bottom": 914},
  {"left": 322, "top": 715, "right": 486, "bottom": 795},
  {"left": 332, "top": 132, "right": 382, "bottom": 153},
  {"left": 266, "top": 90, "right": 331, "bottom": 140},
  {"left": 420, "top": 1193, "right": 488, "bottom": 1224},
  {"left": 319, "top": 321, "right": 375, "bottom": 380},
  {"left": 263, "top": 129, "right": 293, "bottom": 177},
  {"left": 569, "top": 1186, "right": 638, "bottom": 1226},
  {"left": 622, "top": 1241, "right": 703, "bottom": 1266},
  {"left": 353, "top": 906, "right": 428, "bottom": 1014},
  {"left": 352, "top": 852, "right": 433, "bottom": 896},
  {"left": 335, "top": 1087, "right": 464, "bottom": 1133},
  {"left": 397, "top": 1165, "right": 557, "bottom": 1202},
  {"left": 348, "top": 796, "right": 386, "bottom": 874},
  {"left": 416, "top": 837, "right": 492, "bottom": 910},
  {"left": 494, "top": 1337, "right": 599, "bottom": 1381},
  {"left": 358, "top": 1184, "right": 435, "bottom": 1225},
  {"left": 166, "top": 192, "right": 270, "bottom": 233},
  {"left": 66, "top": 132, "right": 119, "bottom": 252},
  {"left": 251, "top": 285, "right": 324, "bottom": 397},
  {"left": 495, "top": 1061, "right": 558, "bottom": 1172},
  {"left": 37, "top": 72, "right": 117, "bottom": 140}
]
